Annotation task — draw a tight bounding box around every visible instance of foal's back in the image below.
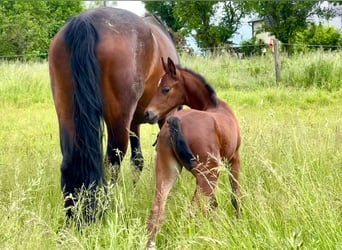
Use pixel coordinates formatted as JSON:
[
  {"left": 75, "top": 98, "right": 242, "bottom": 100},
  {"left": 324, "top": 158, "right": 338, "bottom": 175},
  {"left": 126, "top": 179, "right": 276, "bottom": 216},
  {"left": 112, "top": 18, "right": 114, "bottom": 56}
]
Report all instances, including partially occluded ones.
[{"left": 160, "top": 107, "right": 240, "bottom": 163}]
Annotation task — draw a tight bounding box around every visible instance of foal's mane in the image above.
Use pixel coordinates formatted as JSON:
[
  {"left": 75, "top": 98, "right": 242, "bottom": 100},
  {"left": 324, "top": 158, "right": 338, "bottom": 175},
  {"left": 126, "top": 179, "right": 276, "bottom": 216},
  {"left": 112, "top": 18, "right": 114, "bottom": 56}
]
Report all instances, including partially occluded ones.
[{"left": 179, "top": 67, "right": 218, "bottom": 107}]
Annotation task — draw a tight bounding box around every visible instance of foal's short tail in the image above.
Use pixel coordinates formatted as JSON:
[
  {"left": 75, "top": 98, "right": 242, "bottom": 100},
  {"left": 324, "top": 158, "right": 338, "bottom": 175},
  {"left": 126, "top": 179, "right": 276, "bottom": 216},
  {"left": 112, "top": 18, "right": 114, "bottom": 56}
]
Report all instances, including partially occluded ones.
[
  {"left": 167, "top": 117, "right": 195, "bottom": 171},
  {"left": 63, "top": 15, "right": 104, "bottom": 192}
]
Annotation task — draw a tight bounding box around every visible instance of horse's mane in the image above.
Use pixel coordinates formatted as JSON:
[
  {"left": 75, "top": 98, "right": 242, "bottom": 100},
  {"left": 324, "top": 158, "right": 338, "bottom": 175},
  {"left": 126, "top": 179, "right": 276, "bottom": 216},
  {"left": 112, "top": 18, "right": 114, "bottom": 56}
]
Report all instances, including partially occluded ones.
[
  {"left": 143, "top": 14, "right": 176, "bottom": 44},
  {"left": 179, "top": 67, "right": 218, "bottom": 107}
]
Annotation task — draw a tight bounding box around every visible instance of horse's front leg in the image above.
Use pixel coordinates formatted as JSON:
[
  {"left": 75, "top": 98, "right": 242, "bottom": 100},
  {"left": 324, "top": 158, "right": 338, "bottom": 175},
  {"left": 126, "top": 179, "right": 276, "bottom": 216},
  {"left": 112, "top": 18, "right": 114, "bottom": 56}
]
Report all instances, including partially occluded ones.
[{"left": 130, "top": 121, "right": 144, "bottom": 172}]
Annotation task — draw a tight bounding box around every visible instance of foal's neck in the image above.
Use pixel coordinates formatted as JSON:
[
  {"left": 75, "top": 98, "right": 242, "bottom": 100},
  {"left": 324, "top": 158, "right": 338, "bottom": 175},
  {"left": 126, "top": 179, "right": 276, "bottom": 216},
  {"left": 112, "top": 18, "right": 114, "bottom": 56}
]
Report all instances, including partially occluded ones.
[{"left": 183, "top": 72, "right": 217, "bottom": 111}]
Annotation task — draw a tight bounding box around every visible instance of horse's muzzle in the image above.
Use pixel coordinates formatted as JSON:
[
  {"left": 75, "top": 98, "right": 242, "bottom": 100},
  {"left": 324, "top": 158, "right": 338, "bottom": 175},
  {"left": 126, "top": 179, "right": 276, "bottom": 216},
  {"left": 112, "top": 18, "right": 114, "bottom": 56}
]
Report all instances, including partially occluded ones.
[{"left": 144, "top": 110, "right": 159, "bottom": 124}]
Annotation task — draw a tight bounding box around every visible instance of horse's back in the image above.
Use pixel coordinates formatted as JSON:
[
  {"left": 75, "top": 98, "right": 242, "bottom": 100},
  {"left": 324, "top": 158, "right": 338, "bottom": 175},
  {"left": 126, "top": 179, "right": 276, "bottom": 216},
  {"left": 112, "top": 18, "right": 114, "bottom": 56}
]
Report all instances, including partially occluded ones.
[
  {"left": 49, "top": 7, "right": 177, "bottom": 122},
  {"left": 51, "top": 7, "right": 153, "bottom": 98}
]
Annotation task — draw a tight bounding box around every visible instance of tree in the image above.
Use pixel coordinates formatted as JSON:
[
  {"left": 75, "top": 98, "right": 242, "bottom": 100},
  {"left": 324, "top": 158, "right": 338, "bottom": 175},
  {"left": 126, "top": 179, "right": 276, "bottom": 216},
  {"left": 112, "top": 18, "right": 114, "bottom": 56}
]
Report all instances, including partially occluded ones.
[
  {"left": 0, "top": 1, "right": 83, "bottom": 60},
  {"left": 144, "top": 1, "right": 187, "bottom": 48},
  {"left": 46, "top": 1, "right": 84, "bottom": 39},
  {"left": 249, "top": 1, "right": 330, "bottom": 54},
  {"left": 145, "top": 1, "right": 253, "bottom": 50},
  {"left": 174, "top": 1, "right": 252, "bottom": 50},
  {"left": 144, "top": 1, "right": 182, "bottom": 32},
  {"left": 174, "top": 1, "right": 217, "bottom": 49}
]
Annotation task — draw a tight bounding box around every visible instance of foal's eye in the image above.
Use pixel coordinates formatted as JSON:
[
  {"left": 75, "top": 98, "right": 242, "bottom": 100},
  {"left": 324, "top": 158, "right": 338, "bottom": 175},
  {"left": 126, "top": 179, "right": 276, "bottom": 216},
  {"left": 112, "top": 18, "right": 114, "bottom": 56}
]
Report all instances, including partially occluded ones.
[{"left": 161, "top": 86, "right": 171, "bottom": 95}]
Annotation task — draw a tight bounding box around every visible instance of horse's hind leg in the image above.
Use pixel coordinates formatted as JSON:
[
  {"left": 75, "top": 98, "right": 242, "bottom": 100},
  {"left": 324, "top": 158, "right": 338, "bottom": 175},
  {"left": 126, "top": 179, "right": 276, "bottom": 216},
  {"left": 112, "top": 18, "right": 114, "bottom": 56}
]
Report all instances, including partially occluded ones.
[
  {"left": 192, "top": 161, "right": 220, "bottom": 214},
  {"left": 105, "top": 122, "right": 130, "bottom": 183},
  {"left": 229, "top": 152, "right": 241, "bottom": 216},
  {"left": 59, "top": 123, "right": 76, "bottom": 217},
  {"left": 147, "top": 146, "right": 181, "bottom": 248},
  {"left": 102, "top": 85, "right": 140, "bottom": 183}
]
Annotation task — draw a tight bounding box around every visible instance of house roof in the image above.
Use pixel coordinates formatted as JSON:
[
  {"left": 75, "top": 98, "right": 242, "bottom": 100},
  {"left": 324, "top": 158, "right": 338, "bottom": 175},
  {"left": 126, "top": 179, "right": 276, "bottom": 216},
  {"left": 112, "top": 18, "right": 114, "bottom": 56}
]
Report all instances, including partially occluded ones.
[
  {"left": 248, "top": 17, "right": 264, "bottom": 24},
  {"left": 248, "top": 16, "right": 276, "bottom": 27}
]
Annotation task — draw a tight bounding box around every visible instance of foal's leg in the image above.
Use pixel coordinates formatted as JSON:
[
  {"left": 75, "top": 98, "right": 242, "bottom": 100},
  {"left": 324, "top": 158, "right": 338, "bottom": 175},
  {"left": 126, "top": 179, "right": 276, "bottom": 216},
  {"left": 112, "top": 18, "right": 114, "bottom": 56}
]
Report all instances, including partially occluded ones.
[
  {"left": 147, "top": 151, "right": 181, "bottom": 248},
  {"left": 229, "top": 152, "right": 241, "bottom": 216},
  {"left": 191, "top": 161, "right": 220, "bottom": 214}
]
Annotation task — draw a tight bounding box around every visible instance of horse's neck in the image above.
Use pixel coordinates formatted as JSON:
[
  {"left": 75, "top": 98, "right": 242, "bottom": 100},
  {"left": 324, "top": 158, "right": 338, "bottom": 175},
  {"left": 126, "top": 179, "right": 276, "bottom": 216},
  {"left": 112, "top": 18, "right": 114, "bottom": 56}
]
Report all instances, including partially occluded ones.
[{"left": 183, "top": 75, "right": 216, "bottom": 111}]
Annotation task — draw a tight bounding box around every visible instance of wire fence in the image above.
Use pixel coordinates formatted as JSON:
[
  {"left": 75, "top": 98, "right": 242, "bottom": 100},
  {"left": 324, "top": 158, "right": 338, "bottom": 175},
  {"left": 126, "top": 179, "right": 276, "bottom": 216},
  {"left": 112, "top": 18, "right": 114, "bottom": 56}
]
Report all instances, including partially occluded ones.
[
  {"left": 0, "top": 52, "right": 48, "bottom": 59},
  {"left": 176, "top": 41, "right": 342, "bottom": 59},
  {"left": 178, "top": 42, "right": 342, "bottom": 53},
  {"left": 182, "top": 43, "right": 342, "bottom": 50},
  {"left": 0, "top": 42, "right": 341, "bottom": 61}
]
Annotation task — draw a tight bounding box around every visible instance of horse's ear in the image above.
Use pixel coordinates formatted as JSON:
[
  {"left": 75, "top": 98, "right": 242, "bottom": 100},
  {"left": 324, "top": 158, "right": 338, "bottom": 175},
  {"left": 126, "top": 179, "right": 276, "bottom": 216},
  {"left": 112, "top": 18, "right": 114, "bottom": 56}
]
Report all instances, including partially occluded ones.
[
  {"left": 167, "top": 57, "right": 176, "bottom": 77},
  {"left": 161, "top": 57, "right": 168, "bottom": 73}
]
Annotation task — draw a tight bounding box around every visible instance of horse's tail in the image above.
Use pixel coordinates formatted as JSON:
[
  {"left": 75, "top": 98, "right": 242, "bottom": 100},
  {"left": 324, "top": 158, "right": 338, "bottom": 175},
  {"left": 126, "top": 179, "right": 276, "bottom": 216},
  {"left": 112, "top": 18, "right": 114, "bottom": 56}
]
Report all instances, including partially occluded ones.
[
  {"left": 63, "top": 15, "right": 104, "bottom": 191},
  {"left": 167, "top": 117, "right": 195, "bottom": 171}
]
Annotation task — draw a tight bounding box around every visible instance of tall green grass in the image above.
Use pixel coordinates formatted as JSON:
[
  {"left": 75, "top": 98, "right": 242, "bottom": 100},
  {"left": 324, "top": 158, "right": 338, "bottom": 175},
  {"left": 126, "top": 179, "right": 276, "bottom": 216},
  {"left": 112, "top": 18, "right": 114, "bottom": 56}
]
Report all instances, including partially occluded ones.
[
  {"left": 0, "top": 52, "right": 341, "bottom": 249},
  {"left": 282, "top": 50, "right": 342, "bottom": 89},
  {"left": 0, "top": 62, "right": 51, "bottom": 107},
  {"left": 180, "top": 50, "right": 342, "bottom": 90}
]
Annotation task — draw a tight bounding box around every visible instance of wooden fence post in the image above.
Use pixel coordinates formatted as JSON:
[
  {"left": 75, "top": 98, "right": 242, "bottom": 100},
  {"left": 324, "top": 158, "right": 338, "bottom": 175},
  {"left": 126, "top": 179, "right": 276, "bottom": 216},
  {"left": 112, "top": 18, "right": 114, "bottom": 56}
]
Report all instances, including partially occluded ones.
[{"left": 273, "top": 39, "right": 281, "bottom": 83}]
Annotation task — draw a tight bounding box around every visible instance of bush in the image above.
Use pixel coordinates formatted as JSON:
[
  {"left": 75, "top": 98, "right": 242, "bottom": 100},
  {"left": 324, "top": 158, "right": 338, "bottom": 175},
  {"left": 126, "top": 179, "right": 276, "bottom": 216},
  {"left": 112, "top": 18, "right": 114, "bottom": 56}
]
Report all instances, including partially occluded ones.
[
  {"left": 240, "top": 38, "right": 267, "bottom": 56},
  {"left": 293, "top": 23, "right": 342, "bottom": 52}
]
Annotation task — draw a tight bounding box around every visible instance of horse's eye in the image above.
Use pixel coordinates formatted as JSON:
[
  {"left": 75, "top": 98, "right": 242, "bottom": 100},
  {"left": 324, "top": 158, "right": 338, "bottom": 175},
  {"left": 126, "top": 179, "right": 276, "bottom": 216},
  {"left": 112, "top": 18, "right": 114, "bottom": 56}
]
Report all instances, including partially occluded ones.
[{"left": 162, "top": 86, "right": 171, "bottom": 95}]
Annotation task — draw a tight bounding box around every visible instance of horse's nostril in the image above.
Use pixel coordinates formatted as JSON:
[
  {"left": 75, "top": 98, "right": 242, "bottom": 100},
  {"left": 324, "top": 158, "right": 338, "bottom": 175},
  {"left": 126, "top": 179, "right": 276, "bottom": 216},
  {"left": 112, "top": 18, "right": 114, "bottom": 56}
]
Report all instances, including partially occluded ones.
[
  {"left": 144, "top": 111, "right": 153, "bottom": 122},
  {"left": 144, "top": 111, "right": 151, "bottom": 120},
  {"left": 144, "top": 110, "right": 158, "bottom": 124}
]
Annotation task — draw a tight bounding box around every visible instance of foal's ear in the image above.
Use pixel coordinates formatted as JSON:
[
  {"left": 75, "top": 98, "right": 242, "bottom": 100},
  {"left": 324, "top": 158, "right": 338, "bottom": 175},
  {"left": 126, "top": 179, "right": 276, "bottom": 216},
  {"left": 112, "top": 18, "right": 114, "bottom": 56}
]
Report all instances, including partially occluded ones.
[
  {"left": 161, "top": 57, "right": 168, "bottom": 73},
  {"left": 167, "top": 57, "right": 176, "bottom": 77}
]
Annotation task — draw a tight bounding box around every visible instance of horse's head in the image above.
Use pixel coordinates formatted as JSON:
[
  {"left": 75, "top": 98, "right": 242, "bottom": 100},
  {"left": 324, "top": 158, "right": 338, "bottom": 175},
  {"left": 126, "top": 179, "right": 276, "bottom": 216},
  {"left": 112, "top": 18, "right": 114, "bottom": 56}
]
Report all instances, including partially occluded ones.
[{"left": 144, "top": 57, "right": 186, "bottom": 124}]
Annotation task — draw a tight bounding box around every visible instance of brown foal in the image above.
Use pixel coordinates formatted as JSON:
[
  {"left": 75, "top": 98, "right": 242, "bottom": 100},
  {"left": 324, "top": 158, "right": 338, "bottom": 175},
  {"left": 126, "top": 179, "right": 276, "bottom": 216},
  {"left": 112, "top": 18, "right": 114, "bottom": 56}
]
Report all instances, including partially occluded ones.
[{"left": 144, "top": 58, "right": 241, "bottom": 248}]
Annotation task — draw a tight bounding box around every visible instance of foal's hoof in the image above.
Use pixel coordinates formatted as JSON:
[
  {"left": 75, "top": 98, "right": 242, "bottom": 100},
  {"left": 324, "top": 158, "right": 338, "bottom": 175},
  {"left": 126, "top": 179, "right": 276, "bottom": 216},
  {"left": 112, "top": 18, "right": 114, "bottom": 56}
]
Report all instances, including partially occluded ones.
[{"left": 146, "top": 241, "right": 157, "bottom": 250}]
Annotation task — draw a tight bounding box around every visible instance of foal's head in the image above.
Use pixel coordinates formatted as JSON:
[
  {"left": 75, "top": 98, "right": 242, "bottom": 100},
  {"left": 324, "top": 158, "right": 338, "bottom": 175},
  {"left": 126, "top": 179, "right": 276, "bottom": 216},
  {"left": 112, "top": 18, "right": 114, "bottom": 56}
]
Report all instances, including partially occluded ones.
[
  {"left": 144, "top": 57, "right": 186, "bottom": 124},
  {"left": 144, "top": 57, "right": 218, "bottom": 124}
]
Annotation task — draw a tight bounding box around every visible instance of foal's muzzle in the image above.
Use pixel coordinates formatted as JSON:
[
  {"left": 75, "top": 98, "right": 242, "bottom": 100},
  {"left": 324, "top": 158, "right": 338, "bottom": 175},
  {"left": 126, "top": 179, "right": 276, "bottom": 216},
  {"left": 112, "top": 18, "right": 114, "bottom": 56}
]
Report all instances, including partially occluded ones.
[{"left": 144, "top": 110, "right": 159, "bottom": 124}]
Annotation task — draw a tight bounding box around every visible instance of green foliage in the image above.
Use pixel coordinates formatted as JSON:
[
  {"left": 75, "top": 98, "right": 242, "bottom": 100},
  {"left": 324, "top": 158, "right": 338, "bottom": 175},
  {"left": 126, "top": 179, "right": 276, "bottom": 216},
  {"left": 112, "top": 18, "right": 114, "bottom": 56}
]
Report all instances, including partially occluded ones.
[
  {"left": 294, "top": 23, "right": 342, "bottom": 52},
  {"left": 240, "top": 38, "right": 267, "bottom": 56},
  {"left": 147, "top": 1, "right": 252, "bottom": 50},
  {"left": 0, "top": 1, "right": 83, "bottom": 61},
  {"left": 175, "top": 1, "right": 252, "bottom": 49},
  {"left": 250, "top": 1, "right": 327, "bottom": 54},
  {"left": 174, "top": 1, "right": 218, "bottom": 49}
]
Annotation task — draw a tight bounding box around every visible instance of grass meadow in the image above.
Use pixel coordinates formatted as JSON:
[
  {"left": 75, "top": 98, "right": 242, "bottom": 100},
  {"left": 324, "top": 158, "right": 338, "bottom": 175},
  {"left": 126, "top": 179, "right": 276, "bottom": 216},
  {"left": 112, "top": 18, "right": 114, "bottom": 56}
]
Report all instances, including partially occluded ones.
[{"left": 0, "top": 51, "right": 341, "bottom": 249}]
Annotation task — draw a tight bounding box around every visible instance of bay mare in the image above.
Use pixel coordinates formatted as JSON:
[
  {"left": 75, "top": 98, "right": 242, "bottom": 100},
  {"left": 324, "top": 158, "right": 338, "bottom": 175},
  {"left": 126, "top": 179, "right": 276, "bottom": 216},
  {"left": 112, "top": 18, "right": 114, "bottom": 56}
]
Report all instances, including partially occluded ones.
[{"left": 49, "top": 7, "right": 179, "bottom": 220}]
